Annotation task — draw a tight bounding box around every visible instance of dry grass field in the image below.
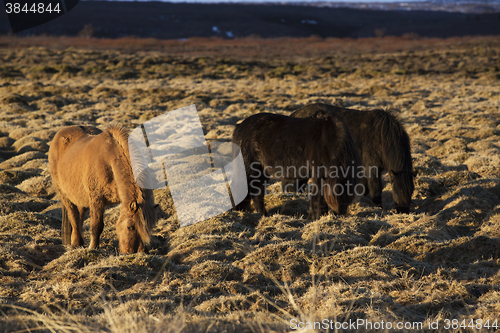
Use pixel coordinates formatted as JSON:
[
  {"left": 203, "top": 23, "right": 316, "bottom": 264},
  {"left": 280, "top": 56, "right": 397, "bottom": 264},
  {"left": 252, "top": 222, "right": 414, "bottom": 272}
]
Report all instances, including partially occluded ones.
[{"left": 1, "top": 35, "right": 500, "bottom": 332}]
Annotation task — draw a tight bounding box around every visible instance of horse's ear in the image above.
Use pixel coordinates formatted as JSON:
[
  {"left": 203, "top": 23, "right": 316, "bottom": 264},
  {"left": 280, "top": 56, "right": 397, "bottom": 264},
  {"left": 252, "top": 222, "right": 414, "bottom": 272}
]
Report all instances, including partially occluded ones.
[
  {"left": 388, "top": 170, "right": 396, "bottom": 182},
  {"left": 130, "top": 201, "right": 137, "bottom": 212}
]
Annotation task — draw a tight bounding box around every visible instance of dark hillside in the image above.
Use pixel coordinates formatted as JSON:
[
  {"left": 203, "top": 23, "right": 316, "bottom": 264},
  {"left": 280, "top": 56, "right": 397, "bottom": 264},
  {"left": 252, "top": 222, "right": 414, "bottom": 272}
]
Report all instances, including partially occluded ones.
[{"left": 1, "top": 1, "right": 500, "bottom": 38}]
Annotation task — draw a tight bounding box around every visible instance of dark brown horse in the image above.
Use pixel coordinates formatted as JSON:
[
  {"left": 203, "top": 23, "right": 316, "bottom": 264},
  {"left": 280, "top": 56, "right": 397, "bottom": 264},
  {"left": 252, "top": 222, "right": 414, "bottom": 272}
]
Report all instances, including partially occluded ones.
[
  {"left": 290, "top": 104, "right": 415, "bottom": 213},
  {"left": 49, "top": 125, "right": 157, "bottom": 254},
  {"left": 232, "top": 112, "right": 362, "bottom": 219}
]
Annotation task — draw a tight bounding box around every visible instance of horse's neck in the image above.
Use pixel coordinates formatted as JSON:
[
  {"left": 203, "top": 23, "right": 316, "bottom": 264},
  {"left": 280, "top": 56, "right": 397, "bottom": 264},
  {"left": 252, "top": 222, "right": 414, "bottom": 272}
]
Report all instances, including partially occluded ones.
[{"left": 110, "top": 147, "right": 141, "bottom": 205}]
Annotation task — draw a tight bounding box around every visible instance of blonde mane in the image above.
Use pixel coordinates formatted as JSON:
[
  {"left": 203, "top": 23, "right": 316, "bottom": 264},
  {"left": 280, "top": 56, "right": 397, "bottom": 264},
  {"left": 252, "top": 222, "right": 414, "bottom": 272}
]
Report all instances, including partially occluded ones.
[
  {"left": 107, "top": 124, "right": 131, "bottom": 159},
  {"left": 106, "top": 124, "right": 156, "bottom": 243}
]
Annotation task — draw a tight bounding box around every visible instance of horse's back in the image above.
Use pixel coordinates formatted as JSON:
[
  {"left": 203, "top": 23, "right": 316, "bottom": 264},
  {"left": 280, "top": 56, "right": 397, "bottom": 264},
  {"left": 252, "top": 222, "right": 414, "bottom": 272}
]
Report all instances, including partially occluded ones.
[
  {"left": 233, "top": 112, "right": 341, "bottom": 151},
  {"left": 291, "top": 104, "right": 402, "bottom": 166},
  {"left": 49, "top": 126, "right": 111, "bottom": 207},
  {"left": 234, "top": 113, "right": 330, "bottom": 167},
  {"left": 51, "top": 125, "right": 101, "bottom": 151},
  {"left": 50, "top": 125, "right": 103, "bottom": 166},
  {"left": 50, "top": 126, "right": 100, "bottom": 174}
]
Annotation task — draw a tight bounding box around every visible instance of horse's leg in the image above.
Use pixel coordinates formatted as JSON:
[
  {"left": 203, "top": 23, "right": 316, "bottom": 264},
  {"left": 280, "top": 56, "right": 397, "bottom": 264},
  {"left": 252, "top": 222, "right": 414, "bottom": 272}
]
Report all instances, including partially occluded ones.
[
  {"left": 235, "top": 195, "right": 252, "bottom": 212},
  {"left": 78, "top": 207, "right": 88, "bottom": 238},
  {"left": 358, "top": 171, "right": 369, "bottom": 197},
  {"left": 234, "top": 173, "right": 253, "bottom": 212},
  {"left": 61, "top": 205, "right": 72, "bottom": 246},
  {"left": 62, "top": 198, "right": 84, "bottom": 247},
  {"left": 78, "top": 207, "right": 88, "bottom": 222},
  {"left": 233, "top": 163, "right": 259, "bottom": 212},
  {"left": 308, "top": 178, "right": 322, "bottom": 220},
  {"left": 367, "top": 173, "right": 383, "bottom": 207},
  {"left": 253, "top": 183, "right": 266, "bottom": 216},
  {"left": 319, "top": 195, "right": 329, "bottom": 215},
  {"left": 89, "top": 201, "right": 105, "bottom": 250},
  {"left": 251, "top": 172, "right": 268, "bottom": 216}
]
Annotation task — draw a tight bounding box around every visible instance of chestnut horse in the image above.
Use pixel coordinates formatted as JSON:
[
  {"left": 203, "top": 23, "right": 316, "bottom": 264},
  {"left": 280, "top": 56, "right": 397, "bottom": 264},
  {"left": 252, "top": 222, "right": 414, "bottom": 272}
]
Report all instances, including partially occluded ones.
[
  {"left": 232, "top": 112, "right": 362, "bottom": 219},
  {"left": 49, "top": 125, "right": 156, "bottom": 254}
]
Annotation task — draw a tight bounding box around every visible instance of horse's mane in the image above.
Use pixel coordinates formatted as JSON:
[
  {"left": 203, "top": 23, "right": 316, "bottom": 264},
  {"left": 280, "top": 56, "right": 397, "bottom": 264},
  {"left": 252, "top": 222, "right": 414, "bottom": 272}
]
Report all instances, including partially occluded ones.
[
  {"left": 373, "top": 110, "right": 414, "bottom": 197},
  {"left": 371, "top": 110, "right": 412, "bottom": 170},
  {"left": 107, "top": 124, "right": 131, "bottom": 158},
  {"left": 106, "top": 124, "right": 156, "bottom": 243}
]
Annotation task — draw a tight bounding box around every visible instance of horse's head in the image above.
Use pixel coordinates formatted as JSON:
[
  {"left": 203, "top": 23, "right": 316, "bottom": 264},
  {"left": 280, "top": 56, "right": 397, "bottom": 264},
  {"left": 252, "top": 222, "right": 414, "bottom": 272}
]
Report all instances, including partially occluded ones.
[
  {"left": 322, "top": 176, "right": 352, "bottom": 215},
  {"left": 388, "top": 170, "right": 416, "bottom": 214},
  {"left": 116, "top": 200, "right": 150, "bottom": 254}
]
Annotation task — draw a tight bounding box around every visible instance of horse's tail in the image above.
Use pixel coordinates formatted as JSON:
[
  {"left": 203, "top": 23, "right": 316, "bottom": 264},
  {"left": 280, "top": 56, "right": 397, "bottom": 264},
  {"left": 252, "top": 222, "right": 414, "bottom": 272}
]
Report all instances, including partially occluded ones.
[{"left": 61, "top": 205, "right": 72, "bottom": 246}]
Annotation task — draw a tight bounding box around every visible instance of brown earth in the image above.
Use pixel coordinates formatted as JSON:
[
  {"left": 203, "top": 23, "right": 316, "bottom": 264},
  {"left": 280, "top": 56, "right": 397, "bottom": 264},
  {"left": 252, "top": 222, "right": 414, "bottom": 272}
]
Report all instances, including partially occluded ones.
[{"left": 1, "top": 35, "right": 500, "bottom": 332}]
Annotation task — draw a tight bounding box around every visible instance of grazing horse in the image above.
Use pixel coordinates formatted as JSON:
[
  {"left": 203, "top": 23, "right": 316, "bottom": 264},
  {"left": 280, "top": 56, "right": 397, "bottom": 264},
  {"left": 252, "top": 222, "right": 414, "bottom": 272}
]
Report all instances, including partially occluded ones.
[
  {"left": 49, "top": 125, "right": 157, "bottom": 254},
  {"left": 232, "top": 112, "right": 362, "bottom": 219},
  {"left": 290, "top": 103, "right": 415, "bottom": 213}
]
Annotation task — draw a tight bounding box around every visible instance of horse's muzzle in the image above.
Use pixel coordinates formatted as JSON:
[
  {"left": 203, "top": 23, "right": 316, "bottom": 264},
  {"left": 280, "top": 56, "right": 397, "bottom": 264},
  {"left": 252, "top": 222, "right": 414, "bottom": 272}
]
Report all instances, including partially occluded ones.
[{"left": 395, "top": 206, "right": 410, "bottom": 214}]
